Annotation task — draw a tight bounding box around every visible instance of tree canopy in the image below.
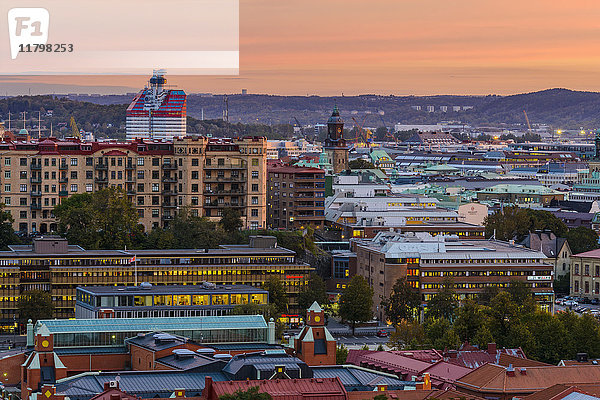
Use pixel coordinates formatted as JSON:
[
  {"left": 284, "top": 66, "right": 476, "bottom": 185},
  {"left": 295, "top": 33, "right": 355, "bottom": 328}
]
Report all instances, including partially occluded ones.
[
  {"left": 348, "top": 159, "right": 375, "bottom": 169},
  {"left": 339, "top": 275, "right": 374, "bottom": 334},
  {"left": 297, "top": 273, "right": 329, "bottom": 311},
  {"left": 566, "top": 226, "right": 599, "bottom": 255},
  {"left": 263, "top": 277, "right": 288, "bottom": 314},
  {"left": 425, "top": 278, "right": 458, "bottom": 321},
  {"left": 0, "top": 203, "right": 20, "bottom": 250},
  {"left": 18, "top": 290, "right": 54, "bottom": 324},
  {"left": 54, "top": 187, "right": 141, "bottom": 250},
  {"left": 381, "top": 277, "right": 421, "bottom": 325},
  {"left": 484, "top": 207, "right": 568, "bottom": 241}
]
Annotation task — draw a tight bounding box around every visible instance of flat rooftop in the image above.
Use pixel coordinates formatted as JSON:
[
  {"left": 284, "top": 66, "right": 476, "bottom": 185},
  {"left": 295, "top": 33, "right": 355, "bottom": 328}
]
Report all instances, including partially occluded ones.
[{"left": 78, "top": 283, "right": 267, "bottom": 296}]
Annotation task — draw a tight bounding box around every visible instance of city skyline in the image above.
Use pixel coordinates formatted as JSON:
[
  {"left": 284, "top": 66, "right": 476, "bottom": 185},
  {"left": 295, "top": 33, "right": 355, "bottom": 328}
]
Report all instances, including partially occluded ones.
[{"left": 3, "top": 0, "right": 600, "bottom": 96}]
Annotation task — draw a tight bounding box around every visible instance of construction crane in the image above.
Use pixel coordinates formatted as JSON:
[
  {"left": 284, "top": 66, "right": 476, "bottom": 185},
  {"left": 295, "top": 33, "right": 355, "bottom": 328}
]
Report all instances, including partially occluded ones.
[
  {"left": 292, "top": 117, "right": 310, "bottom": 142},
  {"left": 350, "top": 115, "right": 373, "bottom": 148},
  {"left": 378, "top": 113, "right": 399, "bottom": 146},
  {"left": 523, "top": 110, "right": 532, "bottom": 132}
]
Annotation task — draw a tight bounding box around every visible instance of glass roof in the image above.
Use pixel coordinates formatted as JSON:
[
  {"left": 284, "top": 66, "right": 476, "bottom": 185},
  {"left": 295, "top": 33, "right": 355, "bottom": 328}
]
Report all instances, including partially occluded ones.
[{"left": 36, "top": 315, "right": 267, "bottom": 334}]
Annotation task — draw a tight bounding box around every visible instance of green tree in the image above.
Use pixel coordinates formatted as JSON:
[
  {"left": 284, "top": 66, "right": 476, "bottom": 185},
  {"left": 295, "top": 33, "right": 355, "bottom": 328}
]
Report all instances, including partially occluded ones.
[
  {"left": 424, "top": 318, "right": 460, "bottom": 350},
  {"left": 219, "top": 387, "right": 272, "bottom": 400},
  {"left": 453, "top": 299, "right": 485, "bottom": 343},
  {"left": 263, "top": 277, "right": 288, "bottom": 314},
  {"left": 478, "top": 285, "right": 501, "bottom": 306},
  {"left": 336, "top": 344, "right": 349, "bottom": 364},
  {"left": 375, "top": 126, "right": 390, "bottom": 141},
  {"left": 485, "top": 291, "right": 519, "bottom": 346},
  {"left": 507, "top": 280, "right": 535, "bottom": 313},
  {"left": 220, "top": 208, "right": 243, "bottom": 234},
  {"left": 339, "top": 275, "right": 374, "bottom": 334},
  {"left": 54, "top": 187, "right": 141, "bottom": 250},
  {"left": 566, "top": 227, "right": 599, "bottom": 255},
  {"left": 389, "top": 320, "right": 425, "bottom": 350},
  {"left": 484, "top": 207, "right": 568, "bottom": 241},
  {"left": 425, "top": 278, "right": 458, "bottom": 321},
  {"left": 381, "top": 277, "right": 421, "bottom": 325},
  {"left": 169, "top": 208, "right": 223, "bottom": 248},
  {"left": 0, "top": 203, "right": 20, "bottom": 249},
  {"left": 348, "top": 159, "right": 375, "bottom": 169},
  {"left": 18, "top": 290, "right": 54, "bottom": 324},
  {"left": 297, "top": 273, "right": 329, "bottom": 311},
  {"left": 373, "top": 395, "right": 388, "bottom": 400}
]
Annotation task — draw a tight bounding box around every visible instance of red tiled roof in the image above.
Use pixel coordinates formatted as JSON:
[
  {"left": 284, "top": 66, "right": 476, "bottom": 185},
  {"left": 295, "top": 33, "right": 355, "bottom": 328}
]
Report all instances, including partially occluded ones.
[
  {"left": 456, "top": 364, "right": 600, "bottom": 394},
  {"left": 572, "top": 249, "right": 600, "bottom": 258},
  {"left": 524, "top": 384, "right": 600, "bottom": 400},
  {"left": 208, "top": 377, "right": 346, "bottom": 400}
]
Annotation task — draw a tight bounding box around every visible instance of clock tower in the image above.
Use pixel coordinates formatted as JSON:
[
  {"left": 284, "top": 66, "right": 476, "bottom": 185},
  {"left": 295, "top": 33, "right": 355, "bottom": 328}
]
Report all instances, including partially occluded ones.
[
  {"left": 293, "top": 302, "right": 335, "bottom": 365},
  {"left": 324, "top": 106, "right": 349, "bottom": 174}
]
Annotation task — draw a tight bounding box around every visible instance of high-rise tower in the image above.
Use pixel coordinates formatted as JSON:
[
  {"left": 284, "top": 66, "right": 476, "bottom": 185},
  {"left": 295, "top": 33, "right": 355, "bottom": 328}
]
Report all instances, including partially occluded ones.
[
  {"left": 126, "top": 70, "right": 187, "bottom": 140},
  {"left": 324, "top": 106, "right": 348, "bottom": 174}
]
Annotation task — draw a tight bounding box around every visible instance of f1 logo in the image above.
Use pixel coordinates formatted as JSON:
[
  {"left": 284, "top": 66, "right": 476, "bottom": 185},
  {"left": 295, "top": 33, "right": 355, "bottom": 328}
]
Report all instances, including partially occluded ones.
[{"left": 7, "top": 8, "right": 49, "bottom": 59}]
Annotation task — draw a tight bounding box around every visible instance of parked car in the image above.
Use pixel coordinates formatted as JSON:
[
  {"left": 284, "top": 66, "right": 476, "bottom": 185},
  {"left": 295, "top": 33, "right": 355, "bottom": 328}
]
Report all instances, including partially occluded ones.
[
  {"left": 555, "top": 298, "right": 564, "bottom": 305},
  {"left": 376, "top": 329, "right": 390, "bottom": 337},
  {"left": 592, "top": 299, "right": 599, "bottom": 305},
  {"left": 563, "top": 300, "right": 578, "bottom": 307},
  {"left": 583, "top": 298, "right": 592, "bottom": 304}
]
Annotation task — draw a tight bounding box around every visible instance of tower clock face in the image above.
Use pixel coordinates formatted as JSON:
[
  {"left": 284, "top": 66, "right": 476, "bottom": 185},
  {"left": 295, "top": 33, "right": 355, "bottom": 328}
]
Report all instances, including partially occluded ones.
[{"left": 337, "top": 127, "right": 342, "bottom": 134}]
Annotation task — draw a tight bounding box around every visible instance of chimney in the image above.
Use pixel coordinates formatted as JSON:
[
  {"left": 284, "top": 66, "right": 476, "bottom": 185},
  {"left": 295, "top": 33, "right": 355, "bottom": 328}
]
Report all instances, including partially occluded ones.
[
  {"left": 520, "top": 368, "right": 527, "bottom": 375},
  {"left": 506, "top": 364, "right": 515, "bottom": 377},
  {"left": 577, "top": 353, "right": 589, "bottom": 363},
  {"left": 487, "top": 343, "right": 497, "bottom": 355},
  {"left": 447, "top": 350, "right": 458, "bottom": 359},
  {"left": 203, "top": 376, "right": 213, "bottom": 399}
]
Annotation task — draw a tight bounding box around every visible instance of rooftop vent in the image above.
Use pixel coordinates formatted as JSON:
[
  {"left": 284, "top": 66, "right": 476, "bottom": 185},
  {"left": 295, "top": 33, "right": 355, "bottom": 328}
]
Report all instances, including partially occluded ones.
[
  {"left": 173, "top": 348, "right": 195, "bottom": 360},
  {"left": 197, "top": 348, "right": 216, "bottom": 357},
  {"left": 213, "top": 354, "right": 233, "bottom": 361},
  {"left": 154, "top": 333, "right": 177, "bottom": 344}
]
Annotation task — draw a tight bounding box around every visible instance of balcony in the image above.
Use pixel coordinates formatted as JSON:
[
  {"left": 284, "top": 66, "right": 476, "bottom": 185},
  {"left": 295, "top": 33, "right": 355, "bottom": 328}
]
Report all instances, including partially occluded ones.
[
  {"left": 59, "top": 163, "right": 68, "bottom": 170},
  {"left": 125, "top": 164, "right": 135, "bottom": 170},
  {"left": 125, "top": 177, "right": 135, "bottom": 183},
  {"left": 30, "top": 164, "right": 42, "bottom": 170},
  {"left": 204, "top": 189, "right": 246, "bottom": 195},
  {"left": 58, "top": 177, "right": 68, "bottom": 184},
  {"left": 58, "top": 190, "right": 68, "bottom": 197},
  {"left": 203, "top": 176, "right": 245, "bottom": 183},
  {"left": 30, "top": 204, "right": 41, "bottom": 210},
  {"left": 30, "top": 177, "right": 42, "bottom": 184},
  {"left": 126, "top": 189, "right": 136, "bottom": 196},
  {"left": 95, "top": 177, "right": 108, "bottom": 183},
  {"left": 161, "top": 215, "right": 174, "bottom": 220},
  {"left": 162, "top": 177, "right": 177, "bottom": 183},
  {"left": 162, "top": 203, "right": 177, "bottom": 208},
  {"left": 95, "top": 163, "right": 108, "bottom": 170},
  {"left": 204, "top": 164, "right": 245, "bottom": 170},
  {"left": 30, "top": 191, "right": 42, "bottom": 197},
  {"left": 161, "top": 190, "right": 177, "bottom": 196},
  {"left": 162, "top": 163, "right": 177, "bottom": 170}
]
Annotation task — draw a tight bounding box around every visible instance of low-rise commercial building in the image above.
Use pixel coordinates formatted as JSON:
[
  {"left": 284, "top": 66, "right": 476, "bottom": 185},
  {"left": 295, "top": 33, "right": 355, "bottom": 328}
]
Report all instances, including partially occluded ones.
[
  {"left": 75, "top": 283, "right": 269, "bottom": 319},
  {"left": 477, "top": 184, "right": 565, "bottom": 205},
  {"left": 0, "top": 235, "right": 311, "bottom": 330},
  {"left": 326, "top": 194, "right": 485, "bottom": 239},
  {"left": 352, "top": 232, "right": 554, "bottom": 320}
]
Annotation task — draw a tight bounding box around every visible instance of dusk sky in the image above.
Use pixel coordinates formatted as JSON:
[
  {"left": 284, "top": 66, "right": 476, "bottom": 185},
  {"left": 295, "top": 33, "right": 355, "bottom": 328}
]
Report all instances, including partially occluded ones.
[{"left": 4, "top": 0, "right": 600, "bottom": 96}]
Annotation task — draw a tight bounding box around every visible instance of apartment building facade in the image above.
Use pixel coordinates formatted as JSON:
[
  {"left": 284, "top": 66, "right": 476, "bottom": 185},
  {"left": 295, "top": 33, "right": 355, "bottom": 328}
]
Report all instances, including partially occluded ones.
[
  {"left": 267, "top": 161, "right": 325, "bottom": 230},
  {"left": 352, "top": 232, "right": 554, "bottom": 320},
  {"left": 0, "top": 136, "right": 267, "bottom": 233},
  {"left": 0, "top": 235, "right": 311, "bottom": 331}
]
